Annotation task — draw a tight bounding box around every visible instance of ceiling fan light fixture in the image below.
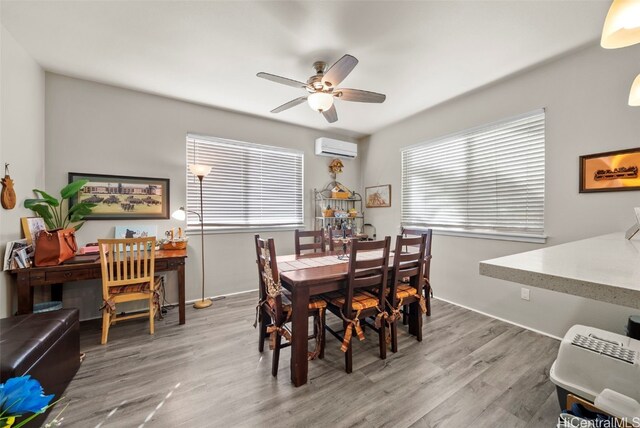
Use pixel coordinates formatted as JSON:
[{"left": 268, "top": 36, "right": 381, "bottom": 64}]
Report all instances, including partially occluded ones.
[
  {"left": 308, "top": 92, "right": 334, "bottom": 112},
  {"left": 601, "top": 0, "right": 640, "bottom": 48},
  {"left": 629, "top": 73, "right": 640, "bottom": 106}
]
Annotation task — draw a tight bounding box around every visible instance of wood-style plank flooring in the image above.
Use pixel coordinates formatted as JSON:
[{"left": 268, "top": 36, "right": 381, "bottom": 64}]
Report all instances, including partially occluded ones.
[{"left": 46, "top": 292, "right": 562, "bottom": 427}]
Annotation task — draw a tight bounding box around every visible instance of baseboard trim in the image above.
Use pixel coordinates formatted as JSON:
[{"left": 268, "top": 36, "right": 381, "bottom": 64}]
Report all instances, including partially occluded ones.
[
  {"left": 433, "top": 296, "right": 562, "bottom": 341},
  {"left": 80, "top": 287, "right": 562, "bottom": 341},
  {"left": 80, "top": 289, "right": 259, "bottom": 322},
  {"left": 188, "top": 288, "right": 256, "bottom": 304}
]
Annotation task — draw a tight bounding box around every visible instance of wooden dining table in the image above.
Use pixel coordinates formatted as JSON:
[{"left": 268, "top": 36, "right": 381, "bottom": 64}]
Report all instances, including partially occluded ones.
[{"left": 277, "top": 250, "right": 414, "bottom": 387}]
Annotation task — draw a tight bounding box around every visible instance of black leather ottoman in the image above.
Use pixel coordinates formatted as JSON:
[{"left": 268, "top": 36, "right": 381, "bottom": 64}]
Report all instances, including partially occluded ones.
[{"left": 0, "top": 309, "right": 80, "bottom": 426}]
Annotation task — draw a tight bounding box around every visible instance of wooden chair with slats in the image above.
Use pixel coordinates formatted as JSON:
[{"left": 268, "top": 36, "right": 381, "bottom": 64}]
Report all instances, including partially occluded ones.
[
  {"left": 400, "top": 227, "right": 434, "bottom": 317},
  {"left": 323, "top": 237, "right": 391, "bottom": 373},
  {"left": 98, "top": 237, "right": 161, "bottom": 345},
  {"left": 388, "top": 234, "right": 427, "bottom": 352},
  {"left": 254, "top": 235, "right": 326, "bottom": 376},
  {"left": 294, "top": 229, "right": 326, "bottom": 255},
  {"left": 327, "top": 226, "right": 353, "bottom": 252}
]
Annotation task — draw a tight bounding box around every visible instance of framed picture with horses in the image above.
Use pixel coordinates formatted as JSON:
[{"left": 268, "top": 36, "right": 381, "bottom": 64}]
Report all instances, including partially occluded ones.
[{"left": 68, "top": 172, "right": 170, "bottom": 220}]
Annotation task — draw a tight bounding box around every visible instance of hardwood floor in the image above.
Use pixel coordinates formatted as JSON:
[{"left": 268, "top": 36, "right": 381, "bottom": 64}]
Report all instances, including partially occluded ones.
[{"left": 45, "top": 292, "right": 562, "bottom": 427}]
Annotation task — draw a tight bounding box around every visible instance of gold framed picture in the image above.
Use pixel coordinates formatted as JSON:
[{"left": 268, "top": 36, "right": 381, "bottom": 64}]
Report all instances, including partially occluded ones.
[
  {"left": 579, "top": 147, "right": 640, "bottom": 193},
  {"left": 21, "top": 217, "right": 46, "bottom": 245},
  {"left": 365, "top": 185, "right": 391, "bottom": 208},
  {"left": 68, "top": 172, "right": 170, "bottom": 219}
]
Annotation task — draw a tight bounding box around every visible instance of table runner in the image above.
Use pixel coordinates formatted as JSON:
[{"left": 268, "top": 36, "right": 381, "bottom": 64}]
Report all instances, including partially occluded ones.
[{"left": 278, "top": 250, "right": 387, "bottom": 273}]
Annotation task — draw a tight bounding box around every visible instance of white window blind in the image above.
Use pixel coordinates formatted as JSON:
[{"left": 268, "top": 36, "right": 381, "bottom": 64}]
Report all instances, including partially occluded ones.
[
  {"left": 186, "top": 135, "right": 304, "bottom": 229},
  {"left": 401, "top": 110, "right": 545, "bottom": 238}
]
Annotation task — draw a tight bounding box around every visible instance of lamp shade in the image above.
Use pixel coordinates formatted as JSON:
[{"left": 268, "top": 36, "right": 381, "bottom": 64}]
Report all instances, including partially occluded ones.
[
  {"left": 189, "top": 164, "right": 211, "bottom": 177},
  {"left": 629, "top": 73, "right": 640, "bottom": 106},
  {"left": 307, "top": 92, "right": 334, "bottom": 112},
  {"left": 601, "top": 0, "right": 640, "bottom": 48},
  {"left": 172, "top": 207, "right": 187, "bottom": 221}
]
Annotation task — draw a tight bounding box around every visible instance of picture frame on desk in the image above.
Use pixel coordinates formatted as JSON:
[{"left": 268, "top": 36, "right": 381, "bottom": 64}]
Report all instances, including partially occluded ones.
[
  {"left": 21, "top": 217, "right": 46, "bottom": 245},
  {"left": 579, "top": 147, "right": 640, "bottom": 193},
  {"left": 68, "top": 172, "right": 170, "bottom": 219}
]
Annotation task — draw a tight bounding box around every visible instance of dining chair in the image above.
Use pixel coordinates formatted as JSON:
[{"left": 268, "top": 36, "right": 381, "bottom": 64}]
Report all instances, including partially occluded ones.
[
  {"left": 294, "top": 229, "right": 326, "bottom": 255},
  {"left": 388, "top": 234, "right": 427, "bottom": 352},
  {"left": 98, "top": 237, "right": 161, "bottom": 345},
  {"left": 323, "top": 236, "right": 391, "bottom": 373},
  {"left": 327, "top": 226, "right": 353, "bottom": 251},
  {"left": 400, "top": 227, "right": 434, "bottom": 317},
  {"left": 254, "top": 235, "right": 326, "bottom": 377}
]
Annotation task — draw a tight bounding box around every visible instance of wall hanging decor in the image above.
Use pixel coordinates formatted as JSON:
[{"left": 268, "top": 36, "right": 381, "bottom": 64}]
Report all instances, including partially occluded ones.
[
  {"left": 579, "top": 147, "right": 640, "bottom": 193},
  {"left": 68, "top": 172, "right": 170, "bottom": 219},
  {"left": 365, "top": 185, "right": 391, "bottom": 208},
  {"left": 1, "top": 163, "right": 16, "bottom": 209}
]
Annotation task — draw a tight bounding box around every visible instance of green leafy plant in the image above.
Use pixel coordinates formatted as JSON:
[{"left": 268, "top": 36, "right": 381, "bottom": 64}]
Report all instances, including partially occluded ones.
[{"left": 24, "top": 180, "right": 96, "bottom": 231}]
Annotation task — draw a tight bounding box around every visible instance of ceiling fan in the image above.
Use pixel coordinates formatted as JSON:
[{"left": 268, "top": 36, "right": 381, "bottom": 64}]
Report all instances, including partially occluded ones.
[{"left": 257, "top": 54, "right": 386, "bottom": 123}]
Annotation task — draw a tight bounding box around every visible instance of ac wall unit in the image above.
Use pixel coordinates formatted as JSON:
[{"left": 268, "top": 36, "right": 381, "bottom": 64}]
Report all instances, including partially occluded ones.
[{"left": 315, "top": 138, "right": 357, "bottom": 159}]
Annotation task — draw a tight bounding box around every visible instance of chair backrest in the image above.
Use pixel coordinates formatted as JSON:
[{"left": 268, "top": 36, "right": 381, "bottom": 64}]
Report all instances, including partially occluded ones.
[
  {"left": 294, "top": 229, "right": 326, "bottom": 255},
  {"left": 342, "top": 237, "right": 391, "bottom": 316},
  {"left": 328, "top": 226, "right": 354, "bottom": 251},
  {"left": 254, "top": 235, "right": 285, "bottom": 323},
  {"left": 389, "top": 234, "right": 427, "bottom": 305},
  {"left": 401, "top": 227, "right": 433, "bottom": 280},
  {"left": 98, "top": 237, "right": 156, "bottom": 298}
]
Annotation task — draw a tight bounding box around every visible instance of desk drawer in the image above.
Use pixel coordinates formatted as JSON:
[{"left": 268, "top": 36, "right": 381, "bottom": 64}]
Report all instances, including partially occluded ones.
[
  {"left": 45, "top": 268, "right": 94, "bottom": 283},
  {"left": 155, "top": 260, "right": 169, "bottom": 271}
]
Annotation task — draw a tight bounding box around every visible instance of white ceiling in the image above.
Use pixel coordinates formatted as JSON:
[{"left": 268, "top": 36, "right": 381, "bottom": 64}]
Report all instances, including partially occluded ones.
[{"left": 1, "top": 0, "right": 609, "bottom": 137}]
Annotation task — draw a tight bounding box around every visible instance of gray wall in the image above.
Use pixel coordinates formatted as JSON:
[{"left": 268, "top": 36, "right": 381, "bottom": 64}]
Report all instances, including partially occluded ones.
[
  {"left": 360, "top": 43, "right": 640, "bottom": 338},
  {"left": 44, "top": 73, "right": 359, "bottom": 320},
  {"left": 0, "top": 26, "right": 45, "bottom": 318}
]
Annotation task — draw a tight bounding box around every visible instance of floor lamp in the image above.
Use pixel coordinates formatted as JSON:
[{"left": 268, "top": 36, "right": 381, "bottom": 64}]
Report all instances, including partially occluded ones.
[{"left": 172, "top": 164, "right": 212, "bottom": 309}]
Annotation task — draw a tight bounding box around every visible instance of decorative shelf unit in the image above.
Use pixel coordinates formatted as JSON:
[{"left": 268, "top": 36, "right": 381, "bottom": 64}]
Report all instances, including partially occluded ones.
[{"left": 313, "top": 181, "right": 364, "bottom": 233}]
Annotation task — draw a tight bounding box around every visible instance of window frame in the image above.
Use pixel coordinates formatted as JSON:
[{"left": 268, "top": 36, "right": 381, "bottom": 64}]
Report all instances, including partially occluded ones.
[
  {"left": 400, "top": 109, "right": 547, "bottom": 244},
  {"left": 185, "top": 134, "right": 305, "bottom": 234}
]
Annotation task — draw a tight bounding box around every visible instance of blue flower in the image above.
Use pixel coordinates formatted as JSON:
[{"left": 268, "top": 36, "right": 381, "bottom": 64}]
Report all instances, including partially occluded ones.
[{"left": 0, "top": 376, "right": 54, "bottom": 417}]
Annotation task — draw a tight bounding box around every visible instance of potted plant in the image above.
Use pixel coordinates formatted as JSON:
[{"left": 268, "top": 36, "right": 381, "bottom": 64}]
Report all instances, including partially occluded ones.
[{"left": 24, "top": 180, "right": 96, "bottom": 231}]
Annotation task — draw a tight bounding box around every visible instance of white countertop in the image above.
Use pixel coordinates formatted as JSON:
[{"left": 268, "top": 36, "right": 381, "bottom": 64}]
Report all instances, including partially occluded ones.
[{"left": 479, "top": 233, "right": 640, "bottom": 309}]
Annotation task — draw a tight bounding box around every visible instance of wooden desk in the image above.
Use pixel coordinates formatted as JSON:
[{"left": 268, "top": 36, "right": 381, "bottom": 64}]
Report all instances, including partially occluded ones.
[
  {"left": 9, "top": 249, "right": 188, "bottom": 324},
  {"left": 278, "top": 251, "right": 411, "bottom": 387}
]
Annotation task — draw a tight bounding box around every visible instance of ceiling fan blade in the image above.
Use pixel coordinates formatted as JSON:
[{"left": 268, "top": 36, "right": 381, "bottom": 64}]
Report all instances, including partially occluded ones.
[
  {"left": 257, "top": 72, "right": 308, "bottom": 89},
  {"left": 271, "top": 96, "right": 308, "bottom": 113},
  {"left": 322, "top": 54, "right": 358, "bottom": 88},
  {"left": 322, "top": 104, "right": 338, "bottom": 123},
  {"left": 336, "top": 88, "right": 386, "bottom": 103}
]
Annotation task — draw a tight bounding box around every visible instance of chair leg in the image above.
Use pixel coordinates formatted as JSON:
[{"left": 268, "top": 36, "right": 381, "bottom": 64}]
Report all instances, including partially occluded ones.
[
  {"left": 391, "top": 320, "right": 398, "bottom": 353},
  {"left": 272, "top": 330, "right": 282, "bottom": 377},
  {"left": 319, "top": 311, "right": 325, "bottom": 359},
  {"left": 258, "top": 309, "right": 268, "bottom": 353},
  {"left": 101, "top": 309, "right": 110, "bottom": 345},
  {"left": 425, "top": 286, "right": 432, "bottom": 317},
  {"left": 403, "top": 305, "right": 409, "bottom": 325},
  {"left": 344, "top": 320, "right": 352, "bottom": 374},
  {"left": 408, "top": 302, "right": 422, "bottom": 341},
  {"left": 378, "top": 321, "right": 387, "bottom": 360},
  {"left": 149, "top": 295, "right": 155, "bottom": 335}
]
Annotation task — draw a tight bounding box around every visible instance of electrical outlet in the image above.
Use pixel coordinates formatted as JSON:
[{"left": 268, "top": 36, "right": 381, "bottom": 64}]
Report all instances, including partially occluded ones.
[{"left": 521, "top": 287, "right": 530, "bottom": 301}]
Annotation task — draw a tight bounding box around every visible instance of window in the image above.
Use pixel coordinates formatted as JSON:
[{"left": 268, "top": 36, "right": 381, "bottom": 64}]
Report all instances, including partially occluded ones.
[
  {"left": 401, "top": 110, "right": 545, "bottom": 242},
  {"left": 186, "top": 134, "right": 303, "bottom": 230}
]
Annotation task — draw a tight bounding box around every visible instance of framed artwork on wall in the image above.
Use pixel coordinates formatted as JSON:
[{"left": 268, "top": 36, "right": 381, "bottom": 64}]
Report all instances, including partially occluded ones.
[
  {"left": 68, "top": 172, "right": 170, "bottom": 219},
  {"left": 365, "top": 185, "right": 391, "bottom": 208},
  {"left": 579, "top": 147, "right": 640, "bottom": 193}
]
